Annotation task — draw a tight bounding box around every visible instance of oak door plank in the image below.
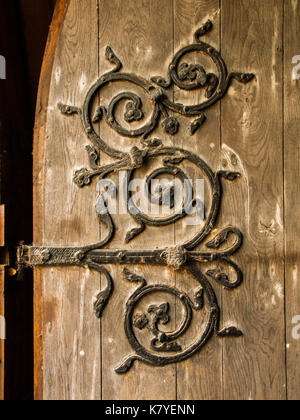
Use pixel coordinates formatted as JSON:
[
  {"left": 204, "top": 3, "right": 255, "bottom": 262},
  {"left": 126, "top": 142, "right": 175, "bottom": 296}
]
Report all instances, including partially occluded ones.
[
  {"left": 35, "top": 0, "right": 101, "bottom": 400},
  {"left": 33, "top": 0, "right": 70, "bottom": 400},
  {"left": 284, "top": 0, "right": 300, "bottom": 401},
  {"left": 173, "top": 0, "right": 223, "bottom": 400},
  {"left": 221, "top": 0, "right": 286, "bottom": 400},
  {"left": 98, "top": 0, "right": 177, "bottom": 401}
]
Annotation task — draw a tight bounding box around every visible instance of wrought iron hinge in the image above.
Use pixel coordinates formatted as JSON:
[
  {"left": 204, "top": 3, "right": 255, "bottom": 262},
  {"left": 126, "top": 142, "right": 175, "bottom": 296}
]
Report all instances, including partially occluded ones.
[
  {"left": 14, "top": 21, "right": 255, "bottom": 374},
  {"left": 15, "top": 244, "right": 222, "bottom": 269}
]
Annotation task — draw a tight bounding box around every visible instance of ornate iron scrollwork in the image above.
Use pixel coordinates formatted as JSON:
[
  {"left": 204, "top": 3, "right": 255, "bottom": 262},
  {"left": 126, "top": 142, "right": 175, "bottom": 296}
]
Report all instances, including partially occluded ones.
[{"left": 18, "top": 21, "right": 255, "bottom": 374}]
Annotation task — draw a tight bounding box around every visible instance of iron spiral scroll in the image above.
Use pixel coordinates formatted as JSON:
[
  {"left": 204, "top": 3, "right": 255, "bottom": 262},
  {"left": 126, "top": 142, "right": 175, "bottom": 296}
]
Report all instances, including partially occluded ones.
[{"left": 20, "top": 21, "right": 255, "bottom": 373}]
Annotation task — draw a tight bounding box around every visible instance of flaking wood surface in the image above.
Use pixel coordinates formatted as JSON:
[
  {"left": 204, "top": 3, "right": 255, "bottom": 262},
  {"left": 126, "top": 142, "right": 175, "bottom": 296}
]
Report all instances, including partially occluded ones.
[
  {"left": 98, "top": 0, "right": 177, "bottom": 400},
  {"left": 221, "top": 0, "right": 286, "bottom": 400},
  {"left": 34, "top": 0, "right": 300, "bottom": 400},
  {"left": 35, "top": 0, "right": 101, "bottom": 400},
  {"left": 284, "top": 0, "right": 300, "bottom": 401},
  {"left": 174, "top": 0, "right": 223, "bottom": 400}
]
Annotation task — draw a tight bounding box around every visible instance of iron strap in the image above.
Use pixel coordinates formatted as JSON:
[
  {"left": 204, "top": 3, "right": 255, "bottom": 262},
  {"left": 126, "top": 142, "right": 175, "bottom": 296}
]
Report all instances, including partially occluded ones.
[{"left": 18, "top": 20, "right": 255, "bottom": 374}]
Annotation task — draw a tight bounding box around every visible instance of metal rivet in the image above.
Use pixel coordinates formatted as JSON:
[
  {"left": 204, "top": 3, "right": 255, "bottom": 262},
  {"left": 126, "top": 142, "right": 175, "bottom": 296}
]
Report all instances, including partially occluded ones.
[{"left": 41, "top": 249, "right": 51, "bottom": 263}]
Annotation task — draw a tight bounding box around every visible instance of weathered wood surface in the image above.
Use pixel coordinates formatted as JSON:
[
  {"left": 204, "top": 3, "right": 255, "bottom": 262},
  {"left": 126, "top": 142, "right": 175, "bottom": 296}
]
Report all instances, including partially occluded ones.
[
  {"left": 34, "top": 0, "right": 300, "bottom": 400},
  {"left": 221, "top": 0, "right": 286, "bottom": 400},
  {"left": 37, "top": 0, "right": 102, "bottom": 400},
  {"left": 98, "top": 0, "right": 177, "bottom": 400},
  {"left": 33, "top": 0, "right": 100, "bottom": 400},
  {"left": 284, "top": 0, "right": 300, "bottom": 401},
  {"left": 174, "top": 0, "right": 223, "bottom": 400},
  {"left": 0, "top": 0, "right": 56, "bottom": 400},
  {"left": 33, "top": 0, "right": 70, "bottom": 400}
]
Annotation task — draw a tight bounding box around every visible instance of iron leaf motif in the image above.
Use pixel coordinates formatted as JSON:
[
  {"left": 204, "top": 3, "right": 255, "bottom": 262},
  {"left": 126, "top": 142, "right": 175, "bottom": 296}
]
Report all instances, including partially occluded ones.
[{"left": 19, "top": 21, "right": 256, "bottom": 374}]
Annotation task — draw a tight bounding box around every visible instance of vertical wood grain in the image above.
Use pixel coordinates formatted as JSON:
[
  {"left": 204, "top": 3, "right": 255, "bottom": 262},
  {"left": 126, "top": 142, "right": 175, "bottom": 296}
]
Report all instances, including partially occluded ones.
[
  {"left": 35, "top": 0, "right": 101, "bottom": 400},
  {"left": 99, "top": 0, "right": 177, "bottom": 400},
  {"left": 221, "top": 0, "right": 286, "bottom": 400},
  {"left": 33, "top": 0, "right": 70, "bottom": 400},
  {"left": 173, "top": 0, "right": 223, "bottom": 400},
  {"left": 33, "top": 0, "right": 300, "bottom": 400},
  {"left": 284, "top": 0, "right": 300, "bottom": 401}
]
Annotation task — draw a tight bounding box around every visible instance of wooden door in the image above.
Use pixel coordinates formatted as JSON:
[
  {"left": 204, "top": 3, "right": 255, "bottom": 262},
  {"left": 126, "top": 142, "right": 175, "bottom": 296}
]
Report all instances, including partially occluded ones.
[
  {"left": 30, "top": 0, "right": 300, "bottom": 400},
  {"left": 0, "top": 0, "right": 57, "bottom": 400}
]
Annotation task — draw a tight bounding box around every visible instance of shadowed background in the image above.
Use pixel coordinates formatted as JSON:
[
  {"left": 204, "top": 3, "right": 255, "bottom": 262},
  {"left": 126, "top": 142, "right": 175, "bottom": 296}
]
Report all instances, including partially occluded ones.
[{"left": 0, "top": 0, "right": 56, "bottom": 400}]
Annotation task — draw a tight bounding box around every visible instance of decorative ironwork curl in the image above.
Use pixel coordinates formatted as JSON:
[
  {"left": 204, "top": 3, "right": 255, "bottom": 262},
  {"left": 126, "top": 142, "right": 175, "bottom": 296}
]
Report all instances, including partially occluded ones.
[
  {"left": 17, "top": 21, "right": 256, "bottom": 374},
  {"left": 115, "top": 263, "right": 242, "bottom": 374},
  {"left": 58, "top": 20, "right": 255, "bottom": 155}
]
